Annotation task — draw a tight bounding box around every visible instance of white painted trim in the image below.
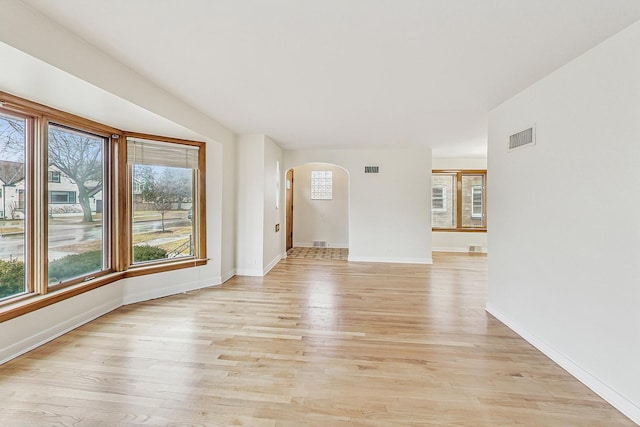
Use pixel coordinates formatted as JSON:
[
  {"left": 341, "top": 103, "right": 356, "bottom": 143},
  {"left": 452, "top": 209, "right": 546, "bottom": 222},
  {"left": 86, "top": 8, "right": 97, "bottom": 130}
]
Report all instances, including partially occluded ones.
[
  {"left": 221, "top": 269, "right": 236, "bottom": 283},
  {"left": 0, "top": 298, "right": 121, "bottom": 365},
  {"left": 293, "top": 242, "right": 349, "bottom": 249},
  {"left": 432, "top": 247, "right": 487, "bottom": 253},
  {"left": 122, "top": 278, "right": 217, "bottom": 305},
  {"left": 348, "top": 256, "right": 433, "bottom": 265},
  {"left": 263, "top": 254, "right": 283, "bottom": 275},
  {"left": 486, "top": 303, "right": 640, "bottom": 425},
  {"left": 236, "top": 268, "right": 265, "bottom": 277}
]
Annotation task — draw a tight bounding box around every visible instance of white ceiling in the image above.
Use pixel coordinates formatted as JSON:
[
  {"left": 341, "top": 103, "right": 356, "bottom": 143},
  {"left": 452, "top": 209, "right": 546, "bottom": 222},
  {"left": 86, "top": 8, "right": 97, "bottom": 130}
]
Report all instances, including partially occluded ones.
[{"left": 19, "top": 0, "right": 640, "bottom": 157}]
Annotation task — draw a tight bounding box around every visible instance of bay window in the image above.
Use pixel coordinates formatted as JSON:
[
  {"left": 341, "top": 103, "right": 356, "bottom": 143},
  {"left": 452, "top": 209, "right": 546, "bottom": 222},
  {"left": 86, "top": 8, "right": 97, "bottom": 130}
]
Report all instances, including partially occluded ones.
[{"left": 0, "top": 91, "right": 207, "bottom": 321}]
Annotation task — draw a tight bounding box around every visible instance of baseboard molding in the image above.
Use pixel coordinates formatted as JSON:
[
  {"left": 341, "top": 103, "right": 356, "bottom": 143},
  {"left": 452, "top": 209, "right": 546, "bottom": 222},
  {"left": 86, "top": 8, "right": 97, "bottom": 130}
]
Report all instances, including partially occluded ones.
[
  {"left": 235, "top": 268, "right": 265, "bottom": 277},
  {"left": 348, "top": 256, "right": 433, "bottom": 265},
  {"left": 293, "top": 242, "right": 349, "bottom": 249},
  {"left": 123, "top": 278, "right": 218, "bottom": 305},
  {"left": 263, "top": 254, "right": 283, "bottom": 275},
  {"left": 486, "top": 303, "right": 640, "bottom": 425},
  {"left": 221, "top": 269, "right": 236, "bottom": 283},
  {"left": 0, "top": 297, "right": 121, "bottom": 365},
  {"left": 433, "top": 247, "right": 488, "bottom": 254}
]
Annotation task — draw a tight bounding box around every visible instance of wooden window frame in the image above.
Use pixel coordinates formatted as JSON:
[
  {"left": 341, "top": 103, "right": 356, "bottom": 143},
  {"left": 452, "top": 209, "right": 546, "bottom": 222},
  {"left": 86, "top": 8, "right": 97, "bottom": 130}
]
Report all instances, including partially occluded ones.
[
  {"left": 432, "top": 169, "right": 487, "bottom": 233},
  {"left": 0, "top": 91, "right": 207, "bottom": 323}
]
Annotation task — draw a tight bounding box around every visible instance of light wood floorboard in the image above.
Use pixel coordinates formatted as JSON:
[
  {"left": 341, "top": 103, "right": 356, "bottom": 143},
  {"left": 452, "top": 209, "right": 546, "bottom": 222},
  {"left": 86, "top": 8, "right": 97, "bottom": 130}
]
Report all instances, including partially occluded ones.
[{"left": 0, "top": 253, "right": 634, "bottom": 426}]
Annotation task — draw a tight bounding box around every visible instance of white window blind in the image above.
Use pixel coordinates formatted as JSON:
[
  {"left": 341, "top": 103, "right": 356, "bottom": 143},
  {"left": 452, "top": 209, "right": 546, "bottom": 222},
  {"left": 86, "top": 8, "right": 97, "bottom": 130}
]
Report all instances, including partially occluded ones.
[{"left": 127, "top": 137, "right": 199, "bottom": 169}]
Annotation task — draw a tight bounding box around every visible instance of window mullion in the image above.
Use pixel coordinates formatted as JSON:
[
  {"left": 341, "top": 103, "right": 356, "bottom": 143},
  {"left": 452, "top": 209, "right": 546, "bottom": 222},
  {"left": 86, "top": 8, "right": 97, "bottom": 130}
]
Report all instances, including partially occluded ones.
[
  {"left": 455, "top": 172, "right": 463, "bottom": 230},
  {"left": 32, "top": 117, "right": 48, "bottom": 294}
]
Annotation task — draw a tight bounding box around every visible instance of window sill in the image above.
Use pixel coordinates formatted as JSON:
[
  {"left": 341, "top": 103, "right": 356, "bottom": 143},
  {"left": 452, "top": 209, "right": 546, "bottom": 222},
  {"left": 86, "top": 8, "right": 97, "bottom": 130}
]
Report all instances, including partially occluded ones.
[{"left": 124, "top": 257, "right": 208, "bottom": 278}]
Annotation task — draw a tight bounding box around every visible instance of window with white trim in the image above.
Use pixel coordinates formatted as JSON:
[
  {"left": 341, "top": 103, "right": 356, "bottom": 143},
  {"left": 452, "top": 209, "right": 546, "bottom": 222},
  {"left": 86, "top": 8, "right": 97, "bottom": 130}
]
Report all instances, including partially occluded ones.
[
  {"left": 432, "top": 185, "right": 446, "bottom": 212},
  {"left": 471, "top": 185, "right": 483, "bottom": 219}
]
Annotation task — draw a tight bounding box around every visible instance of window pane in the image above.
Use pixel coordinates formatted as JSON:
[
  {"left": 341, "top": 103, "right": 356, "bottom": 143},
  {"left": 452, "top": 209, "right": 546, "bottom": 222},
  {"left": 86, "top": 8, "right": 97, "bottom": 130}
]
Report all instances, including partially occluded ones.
[
  {"left": 132, "top": 164, "right": 194, "bottom": 263},
  {"left": 311, "top": 170, "right": 332, "bottom": 200},
  {"left": 461, "top": 175, "right": 485, "bottom": 228},
  {"left": 431, "top": 174, "right": 456, "bottom": 228},
  {"left": 0, "top": 112, "right": 27, "bottom": 299},
  {"left": 47, "top": 124, "right": 107, "bottom": 286}
]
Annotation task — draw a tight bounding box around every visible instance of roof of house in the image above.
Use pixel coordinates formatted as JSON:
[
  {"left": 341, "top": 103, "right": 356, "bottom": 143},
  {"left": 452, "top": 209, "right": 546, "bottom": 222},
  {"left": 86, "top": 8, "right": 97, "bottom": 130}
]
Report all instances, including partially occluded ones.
[{"left": 0, "top": 160, "right": 24, "bottom": 186}]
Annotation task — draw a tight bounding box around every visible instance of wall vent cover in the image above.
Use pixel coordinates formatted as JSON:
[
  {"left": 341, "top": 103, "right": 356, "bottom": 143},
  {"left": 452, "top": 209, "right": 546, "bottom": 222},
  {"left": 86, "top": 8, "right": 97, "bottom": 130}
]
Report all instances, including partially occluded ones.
[
  {"left": 313, "top": 241, "right": 327, "bottom": 247},
  {"left": 364, "top": 166, "right": 379, "bottom": 173},
  {"left": 509, "top": 126, "right": 535, "bottom": 150}
]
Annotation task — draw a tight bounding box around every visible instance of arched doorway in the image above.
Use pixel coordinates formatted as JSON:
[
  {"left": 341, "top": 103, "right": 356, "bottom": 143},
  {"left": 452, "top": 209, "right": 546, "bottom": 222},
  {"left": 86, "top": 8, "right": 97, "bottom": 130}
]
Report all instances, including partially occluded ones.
[{"left": 285, "top": 162, "right": 349, "bottom": 260}]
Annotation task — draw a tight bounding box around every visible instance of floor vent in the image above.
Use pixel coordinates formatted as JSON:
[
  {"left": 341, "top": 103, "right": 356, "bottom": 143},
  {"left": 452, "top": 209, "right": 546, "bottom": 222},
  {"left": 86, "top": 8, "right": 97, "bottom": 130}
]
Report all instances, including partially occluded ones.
[
  {"left": 313, "top": 241, "right": 327, "bottom": 247},
  {"left": 364, "top": 166, "right": 379, "bottom": 174},
  {"left": 509, "top": 126, "right": 535, "bottom": 150}
]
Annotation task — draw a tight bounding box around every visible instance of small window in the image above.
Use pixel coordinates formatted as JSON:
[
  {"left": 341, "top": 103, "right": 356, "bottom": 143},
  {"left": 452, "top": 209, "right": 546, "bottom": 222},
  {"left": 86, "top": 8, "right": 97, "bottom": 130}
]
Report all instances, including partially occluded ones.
[
  {"left": 432, "top": 186, "right": 446, "bottom": 211},
  {"left": 471, "top": 185, "right": 483, "bottom": 218},
  {"left": 48, "top": 191, "right": 77, "bottom": 204},
  {"left": 311, "top": 170, "right": 332, "bottom": 200},
  {"left": 48, "top": 171, "right": 61, "bottom": 183}
]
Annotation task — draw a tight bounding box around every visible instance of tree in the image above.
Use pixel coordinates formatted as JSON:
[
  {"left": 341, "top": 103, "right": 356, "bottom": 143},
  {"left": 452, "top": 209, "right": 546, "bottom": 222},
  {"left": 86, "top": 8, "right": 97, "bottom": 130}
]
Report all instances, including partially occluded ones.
[
  {"left": 0, "top": 118, "right": 103, "bottom": 223},
  {"left": 48, "top": 127, "right": 103, "bottom": 223},
  {"left": 135, "top": 165, "right": 192, "bottom": 232}
]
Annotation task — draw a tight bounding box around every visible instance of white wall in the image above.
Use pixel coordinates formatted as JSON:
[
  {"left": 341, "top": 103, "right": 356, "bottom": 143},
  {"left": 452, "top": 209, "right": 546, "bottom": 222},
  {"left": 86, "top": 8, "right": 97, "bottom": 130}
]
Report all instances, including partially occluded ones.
[
  {"left": 432, "top": 158, "right": 488, "bottom": 253},
  {"left": 292, "top": 163, "right": 349, "bottom": 248},
  {"left": 487, "top": 21, "right": 640, "bottom": 423},
  {"left": 236, "top": 135, "right": 265, "bottom": 276},
  {"left": 235, "top": 135, "right": 284, "bottom": 276},
  {"left": 263, "top": 137, "right": 284, "bottom": 272},
  {"left": 284, "top": 149, "right": 432, "bottom": 264}
]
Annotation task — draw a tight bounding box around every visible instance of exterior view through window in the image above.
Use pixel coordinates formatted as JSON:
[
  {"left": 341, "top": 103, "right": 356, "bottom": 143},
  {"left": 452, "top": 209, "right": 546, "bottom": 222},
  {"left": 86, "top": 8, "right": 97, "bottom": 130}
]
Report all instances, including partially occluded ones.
[
  {"left": 129, "top": 138, "right": 197, "bottom": 263},
  {"left": 0, "top": 112, "right": 27, "bottom": 300},
  {"left": 47, "top": 124, "right": 108, "bottom": 286}
]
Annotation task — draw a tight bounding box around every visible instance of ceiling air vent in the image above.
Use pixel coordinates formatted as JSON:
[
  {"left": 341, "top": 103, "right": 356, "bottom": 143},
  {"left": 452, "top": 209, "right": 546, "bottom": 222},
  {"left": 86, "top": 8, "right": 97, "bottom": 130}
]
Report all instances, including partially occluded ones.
[
  {"left": 364, "top": 166, "right": 379, "bottom": 174},
  {"left": 509, "top": 126, "right": 535, "bottom": 151}
]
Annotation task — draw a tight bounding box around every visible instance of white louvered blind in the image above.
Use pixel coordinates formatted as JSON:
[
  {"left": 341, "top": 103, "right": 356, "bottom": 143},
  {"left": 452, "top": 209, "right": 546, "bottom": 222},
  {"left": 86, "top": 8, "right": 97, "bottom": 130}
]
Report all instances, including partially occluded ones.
[{"left": 127, "top": 137, "right": 199, "bottom": 169}]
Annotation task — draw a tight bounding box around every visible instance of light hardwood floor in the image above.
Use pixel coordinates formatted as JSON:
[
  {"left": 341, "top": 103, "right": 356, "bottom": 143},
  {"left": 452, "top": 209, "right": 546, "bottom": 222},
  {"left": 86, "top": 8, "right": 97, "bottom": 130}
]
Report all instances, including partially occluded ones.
[{"left": 0, "top": 253, "right": 634, "bottom": 426}]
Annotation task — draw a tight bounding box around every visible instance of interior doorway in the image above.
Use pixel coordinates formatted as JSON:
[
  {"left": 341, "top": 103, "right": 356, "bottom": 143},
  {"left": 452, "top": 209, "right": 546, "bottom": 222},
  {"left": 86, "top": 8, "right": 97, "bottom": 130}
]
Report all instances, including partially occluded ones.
[
  {"left": 285, "top": 163, "right": 349, "bottom": 261},
  {"left": 286, "top": 168, "right": 294, "bottom": 252}
]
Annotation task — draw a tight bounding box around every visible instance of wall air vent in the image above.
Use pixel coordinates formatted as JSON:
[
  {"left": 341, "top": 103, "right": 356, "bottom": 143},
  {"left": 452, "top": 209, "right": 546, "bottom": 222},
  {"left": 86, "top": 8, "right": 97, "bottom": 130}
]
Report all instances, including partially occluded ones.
[
  {"left": 313, "top": 241, "right": 327, "bottom": 247},
  {"left": 509, "top": 126, "right": 535, "bottom": 151},
  {"left": 364, "top": 166, "right": 379, "bottom": 173}
]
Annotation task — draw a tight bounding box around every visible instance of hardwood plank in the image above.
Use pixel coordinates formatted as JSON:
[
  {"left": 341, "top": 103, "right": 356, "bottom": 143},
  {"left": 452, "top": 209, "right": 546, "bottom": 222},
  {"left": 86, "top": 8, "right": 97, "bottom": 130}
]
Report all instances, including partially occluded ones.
[{"left": 0, "top": 253, "right": 634, "bottom": 426}]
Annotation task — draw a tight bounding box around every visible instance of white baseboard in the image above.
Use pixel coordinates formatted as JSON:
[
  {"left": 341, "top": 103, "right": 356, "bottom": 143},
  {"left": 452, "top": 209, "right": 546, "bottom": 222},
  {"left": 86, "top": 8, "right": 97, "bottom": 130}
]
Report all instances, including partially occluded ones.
[
  {"left": 433, "top": 247, "right": 487, "bottom": 253},
  {"left": 123, "top": 277, "right": 216, "bottom": 306},
  {"left": 293, "top": 242, "right": 349, "bottom": 248},
  {"left": 221, "top": 269, "right": 236, "bottom": 283},
  {"left": 348, "top": 256, "right": 433, "bottom": 265},
  {"left": 235, "top": 268, "right": 265, "bottom": 276},
  {"left": 486, "top": 303, "right": 640, "bottom": 425},
  {"left": 0, "top": 298, "right": 121, "bottom": 365},
  {"left": 263, "top": 254, "right": 283, "bottom": 275}
]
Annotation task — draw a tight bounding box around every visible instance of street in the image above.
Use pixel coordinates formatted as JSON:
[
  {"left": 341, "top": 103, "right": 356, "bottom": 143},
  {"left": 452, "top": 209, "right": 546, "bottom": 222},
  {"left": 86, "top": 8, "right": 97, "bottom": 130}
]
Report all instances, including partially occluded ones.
[{"left": 0, "top": 217, "right": 191, "bottom": 261}]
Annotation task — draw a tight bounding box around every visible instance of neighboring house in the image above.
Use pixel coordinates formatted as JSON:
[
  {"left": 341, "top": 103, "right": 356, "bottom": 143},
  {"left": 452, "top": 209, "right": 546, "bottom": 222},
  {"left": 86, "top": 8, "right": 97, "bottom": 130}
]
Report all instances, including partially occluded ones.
[
  {"left": 0, "top": 160, "right": 102, "bottom": 218},
  {"left": 0, "top": 159, "right": 25, "bottom": 219}
]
